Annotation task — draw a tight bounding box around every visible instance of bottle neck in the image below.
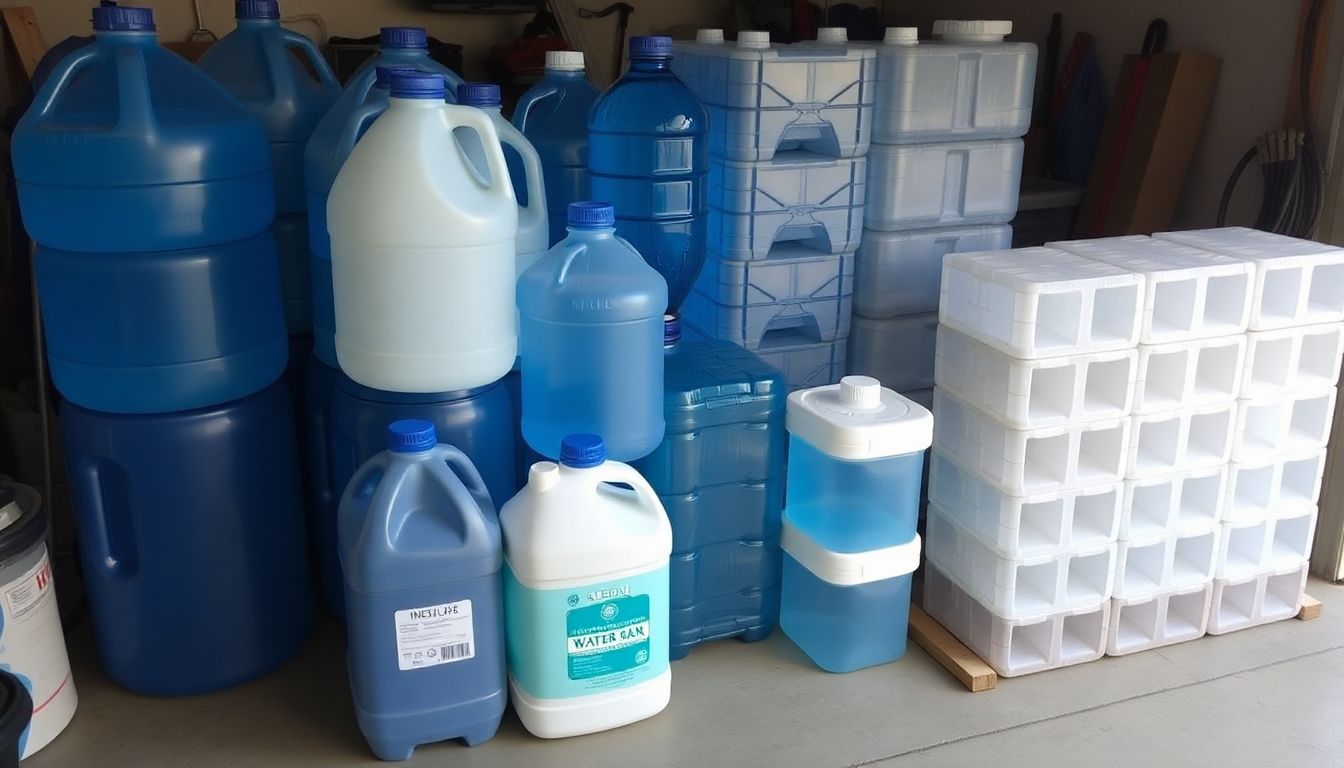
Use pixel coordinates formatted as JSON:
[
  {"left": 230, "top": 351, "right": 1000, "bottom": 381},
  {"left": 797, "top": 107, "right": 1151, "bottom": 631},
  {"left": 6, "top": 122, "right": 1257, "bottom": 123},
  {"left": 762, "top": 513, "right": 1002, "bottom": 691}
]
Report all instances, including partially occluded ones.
[
  {"left": 567, "top": 225, "right": 616, "bottom": 238},
  {"left": 236, "top": 18, "right": 280, "bottom": 29},
  {"left": 388, "top": 97, "right": 445, "bottom": 111},
  {"left": 629, "top": 57, "right": 671, "bottom": 73},
  {"left": 393, "top": 448, "right": 435, "bottom": 462},
  {"left": 545, "top": 68, "right": 588, "bottom": 80},
  {"left": 94, "top": 30, "right": 158, "bottom": 45},
  {"left": 379, "top": 47, "right": 431, "bottom": 62}
]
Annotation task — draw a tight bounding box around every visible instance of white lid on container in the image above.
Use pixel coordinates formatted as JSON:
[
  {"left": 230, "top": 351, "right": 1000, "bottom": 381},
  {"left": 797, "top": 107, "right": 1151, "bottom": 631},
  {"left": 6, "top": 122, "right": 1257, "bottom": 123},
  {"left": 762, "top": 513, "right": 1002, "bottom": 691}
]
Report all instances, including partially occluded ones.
[
  {"left": 545, "top": 50, "right": 585, "bottom": 70},
  {"left": 816, "top": 27, "right": 848, "bottom": 43},
  {"left": 787, "top": 376, "right": 933, "bottom": 460},
  {"left": 695, "top": 28, "right": 725, "bottom": 43},
  {"left": 738, "top": 30, "right": 771, "bottom": 48},
  {"left": 782, "top": 518, "right": 921, "bottom": 586},
  {"left": 933, "top": 19, "right": 1012, "bottom": 42},
  {"left": 884, "top": 26, "right": 919, "bottom": 45}
]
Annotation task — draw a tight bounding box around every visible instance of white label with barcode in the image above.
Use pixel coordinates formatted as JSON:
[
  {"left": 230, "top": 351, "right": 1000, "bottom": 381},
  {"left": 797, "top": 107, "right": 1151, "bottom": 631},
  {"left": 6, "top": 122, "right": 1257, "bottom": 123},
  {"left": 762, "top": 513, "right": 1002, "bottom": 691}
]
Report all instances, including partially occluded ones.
[{"left": 393, "top": 599, "right": 475, "bottom": 671}]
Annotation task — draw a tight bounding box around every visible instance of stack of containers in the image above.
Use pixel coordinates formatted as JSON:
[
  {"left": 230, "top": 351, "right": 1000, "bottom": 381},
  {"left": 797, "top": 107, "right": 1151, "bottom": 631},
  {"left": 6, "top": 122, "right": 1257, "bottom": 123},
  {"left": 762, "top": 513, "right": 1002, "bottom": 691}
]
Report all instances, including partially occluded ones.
[
  {"left": 674, "top": 28, "right": 874, "bottom": 390},
  {"left": 848, "top": 22, "right": 1035, "bottom": 406},
  {"left": 923, "top": 246, "right": 1144, "bottom": 676},
  {"left": 1154, "top": 227, "right": 1344, "bottom": 634}
]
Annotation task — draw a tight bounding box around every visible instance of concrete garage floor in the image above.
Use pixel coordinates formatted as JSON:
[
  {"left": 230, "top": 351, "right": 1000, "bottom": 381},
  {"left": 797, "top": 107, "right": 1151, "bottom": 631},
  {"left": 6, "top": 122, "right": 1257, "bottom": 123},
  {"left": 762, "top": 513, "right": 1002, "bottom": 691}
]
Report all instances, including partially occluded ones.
[{"left": 27, "top": 577, "right": 1344, "bottom": 768}]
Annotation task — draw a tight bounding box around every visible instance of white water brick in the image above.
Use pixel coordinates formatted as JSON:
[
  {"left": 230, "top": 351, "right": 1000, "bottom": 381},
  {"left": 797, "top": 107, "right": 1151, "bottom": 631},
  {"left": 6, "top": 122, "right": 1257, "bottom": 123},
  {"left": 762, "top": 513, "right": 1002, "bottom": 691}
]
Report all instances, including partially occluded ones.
[
  {"left": 1207, "top": 561, "right": 1308, "bottom": 635},
  {"left": 1132, "top": 335, "right": 1246, "bottom": 414},
  {"left": 1120, "top": 465, "right": 1227, "bottom": 540},
  {"left": 1241, "top": 322, "right": 1344, "bottom": 400},
  {"left": 1233, "top": 387, "right": 1337, "bottom": 463},
  {"left": 1224, "top": 448, "right": 1327, "bottom": 526},
  {"left": 1106, "top": 582, "right": 1212, "bottom": 656},
  {"left": 1126, "top": 402, "right": 1236, "bottom": 480}
]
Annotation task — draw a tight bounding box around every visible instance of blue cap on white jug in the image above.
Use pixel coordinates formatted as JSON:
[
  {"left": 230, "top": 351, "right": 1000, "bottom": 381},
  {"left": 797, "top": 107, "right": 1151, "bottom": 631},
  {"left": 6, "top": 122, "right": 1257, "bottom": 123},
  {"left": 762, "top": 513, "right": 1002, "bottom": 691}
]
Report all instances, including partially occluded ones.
[
  {"left": 93, "top": 5, "right": 155, "bottom": 31},
  {"left": 629, "top": 35, "right": 673, "bottom": 59},
  {"left": 375, "top": 66, "right": 419, "bottom": 88},
  {"left": 235, "top": 0, "right": 280, "bottom": 20},
  {"left": 560, "top": 434, "right": 605, "bottom": 468},
  {"left": 568, "top": 201, "right": 615, "bottom": 229},
  {"left": 387, "top": 420, "right": 437, "bottom": 453},
  {"left": 381, "top": 26, "right": 428, "bottom": 49},
  {"left": 457, "top": 83, "right": 502, "bottom": 108},
  {"left": 390, "top": 72, "right": 446, "bottom": 100}
]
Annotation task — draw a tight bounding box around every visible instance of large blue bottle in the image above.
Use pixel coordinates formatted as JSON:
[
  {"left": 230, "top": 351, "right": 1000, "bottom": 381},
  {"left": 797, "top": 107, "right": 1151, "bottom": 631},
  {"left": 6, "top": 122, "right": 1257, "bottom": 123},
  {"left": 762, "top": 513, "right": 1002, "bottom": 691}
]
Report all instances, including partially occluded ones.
[
  {"left": 588, "top": 36, "right": 708, "bottom": 313},
  {"left": 198, "top": 0, "right": 341, "bottom": 334},
  {"left": 318, "top": 376, "right": 515, "bottom": 620},
  {"left": 512, "top": 50, "right": 601, "bottom": 246},
  {"left": 518, "top": 202, "right": 667, "bottom": 462},
  {"left": 13, "top": 5, "right": 286, "bottom": 414},
  {"left": 350, "top": 27, "right": 465, "bottom": 97},
  {"left": 60, "top": 381, "right": 312, "bottom": 695},
  {"left": 340, "top": 420, "right": 505, "bottom": 760},
  {"left": 633, "top": 318, "right": 787, "bottom": 659}
]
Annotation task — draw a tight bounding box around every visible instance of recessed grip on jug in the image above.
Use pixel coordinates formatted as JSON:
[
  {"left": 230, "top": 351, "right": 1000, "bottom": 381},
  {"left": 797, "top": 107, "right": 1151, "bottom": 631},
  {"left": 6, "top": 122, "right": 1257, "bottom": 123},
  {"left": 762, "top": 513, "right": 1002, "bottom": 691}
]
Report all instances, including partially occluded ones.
[
  {"left": 31, "top": 47, "right": 100, "bottom": 119},
  {"left": 280, "top": 28, "right": 341, "bottom": 90},
  {"left": 511, "top": 83, "right": 562, "bottom": 133},
  {"left": 339, "top": 101, "right": 387, "bottom": 162},
  {"left": 73, "top": 458, "right": 138, "bottom": 581},
  {"left": 437, "top": 444, "right": 496, "bottom": 519},
  {"left": 445, "top": 105, "right": 516, "bottom": 203},
  {"left": 590, "top": 462, "right": 665, "bottom": 524}
]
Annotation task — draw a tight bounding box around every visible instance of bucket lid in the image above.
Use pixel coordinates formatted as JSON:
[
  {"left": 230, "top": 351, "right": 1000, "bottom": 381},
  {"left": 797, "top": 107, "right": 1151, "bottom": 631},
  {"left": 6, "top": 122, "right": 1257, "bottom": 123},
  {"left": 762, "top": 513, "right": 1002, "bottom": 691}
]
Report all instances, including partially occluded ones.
[
  {"left": 787, "top": 376, "right": 933, "bottom": 460},
  {"left": 457, "top": 82, "right": 502, "bottom": 107},
  {"left": 568, "top": 201, "right": 615, "bottom": 228},
  {"left": 380, "top": 26, "right": 427, "bottom": 48},
  {"left": 781, "top": 517, "right": 921, "bottom": 586},
  {"left": 386, "top": 419, "right": 437, "bottom": 453},
  {"left": 235, "top": 0, "right": 280, "bottom": 20},
  {"left": 375, "top": 65, "right": 419, "bottom": 88},
  {"left": 0, "top": 670, "right": 33, "bottom": 753},
  {"left": 545, "top": 50, "right": 585, "bottom": 70},
  {"left": 629, "top": 35, "right": 672, "bottom": 58},
  {"left": 933, "top": 19, "right": 1012, "bottom": 42},
  {"left": 560, "top": 434, "right": 605, "bottom": 468},
  {"left": 92, "top": 5, "right": 154, "bottom": 31},
  {"left": 390, "top": 72, "right": 445, "bottom": 100},
  {"left": 0, "top": 481, "right": 45, "bottom": 565}
]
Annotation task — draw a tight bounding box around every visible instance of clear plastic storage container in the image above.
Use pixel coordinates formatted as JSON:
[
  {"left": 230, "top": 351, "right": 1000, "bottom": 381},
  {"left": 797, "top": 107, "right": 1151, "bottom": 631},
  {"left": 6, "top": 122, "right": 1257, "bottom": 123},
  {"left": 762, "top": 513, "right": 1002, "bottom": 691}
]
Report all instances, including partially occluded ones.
[
  {"left": 854, "top": 224, "right": 1013, "bottom": 318},
  {"left": 865, "top": 139, "right": 1024, "bottom": 231}
]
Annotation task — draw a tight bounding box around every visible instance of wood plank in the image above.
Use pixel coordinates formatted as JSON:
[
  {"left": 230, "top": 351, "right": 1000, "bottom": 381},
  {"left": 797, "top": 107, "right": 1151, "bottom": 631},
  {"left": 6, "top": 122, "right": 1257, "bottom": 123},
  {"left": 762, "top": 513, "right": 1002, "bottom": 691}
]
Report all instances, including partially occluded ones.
[
  {"left": 908, "top": 604, "right": 997, "bottom": 692},
  {"left": 1284, "top": 0, "right": 1335, "bottom": 129},
  {"left": 1297, "top": 593, "right": 1323, "bottom": 621},
  {"left": 1, "top": 7, "right": 46, "bottom": 81}
]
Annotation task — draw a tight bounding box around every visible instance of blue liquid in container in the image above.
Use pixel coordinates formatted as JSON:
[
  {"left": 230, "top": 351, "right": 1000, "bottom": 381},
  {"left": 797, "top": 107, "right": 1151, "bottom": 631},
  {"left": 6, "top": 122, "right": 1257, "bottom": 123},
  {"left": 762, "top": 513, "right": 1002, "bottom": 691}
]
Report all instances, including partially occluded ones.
[
  {"left": 588, "top": 36, "right": 708, "bottom": 313},
  {"left": 518, "top": 202, "right": 667, "bottom": 462},
  {"left": 512, "top": 52, "right": 601, "bottom": 246},
  {"left": 349, "top": 27, "right": 464, "bottom": 97},
  {"left": 60, "top": 381, "right": 312, "bottom": 695},
  {"left": 340, "top": 420, "right": 505, "bottom": 760},
  {"left": 319, "top": 376, "right": 514, "bottom": 619}
]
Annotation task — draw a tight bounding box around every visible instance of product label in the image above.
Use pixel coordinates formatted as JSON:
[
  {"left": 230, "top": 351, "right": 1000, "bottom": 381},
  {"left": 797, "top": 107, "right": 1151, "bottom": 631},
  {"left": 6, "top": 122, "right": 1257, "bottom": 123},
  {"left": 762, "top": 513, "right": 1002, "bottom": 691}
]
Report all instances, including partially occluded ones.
[
  {"left": 0, "top": 548, "right": 76, "bottom": 759},
  {"left": 566, "top": 594, "right": 650, "bottom": 680},
  {"left": 393, "top": 599, "right": 475, "bottom": 671}
]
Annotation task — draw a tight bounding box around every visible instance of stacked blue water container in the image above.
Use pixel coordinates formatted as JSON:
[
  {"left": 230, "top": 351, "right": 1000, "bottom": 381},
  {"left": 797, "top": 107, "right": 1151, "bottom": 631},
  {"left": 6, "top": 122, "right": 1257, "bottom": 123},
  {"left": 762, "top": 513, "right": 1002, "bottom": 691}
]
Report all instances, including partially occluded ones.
[
  {"left": 676, "top": 28, "right": 874, "bottom": 391},
  {"left": 848, "top": 22, "right": 1037, "bottom": 406},
  {"left": 13, "top": 5, "right": 311, "bottom": 695}
]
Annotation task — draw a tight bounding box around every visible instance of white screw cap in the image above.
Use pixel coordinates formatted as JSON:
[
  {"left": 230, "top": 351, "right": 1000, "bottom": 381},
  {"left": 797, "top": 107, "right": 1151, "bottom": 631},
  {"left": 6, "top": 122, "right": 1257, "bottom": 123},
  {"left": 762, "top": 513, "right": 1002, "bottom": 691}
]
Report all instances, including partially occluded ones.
[
  {"left": 696, "top": 28, "right": 725, "bottom": 43},
  {"left": 884, "top": 27, "right": 919, "bottom": 45},
  {"left": 932, "top": 19, "right": 1012, "bottom": 42},
  {"left": 738, "top": 30, "right": 771, "bottom": 48},
  {"left": 816, "top": 27, "right": 847, "bottom": 42},
  {"left": 545, "top": 50, "right": 585, "bottom": 70},
  {"left": 839, "top": 376, "right": 883, "bottom": 410}
]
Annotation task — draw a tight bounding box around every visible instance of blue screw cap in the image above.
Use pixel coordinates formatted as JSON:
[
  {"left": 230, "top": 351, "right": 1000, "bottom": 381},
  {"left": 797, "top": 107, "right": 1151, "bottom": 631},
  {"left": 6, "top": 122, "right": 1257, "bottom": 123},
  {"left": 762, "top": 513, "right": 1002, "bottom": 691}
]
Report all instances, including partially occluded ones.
[
  {"left": 560, "top": 434, "right": 606, "bottom": 468},
  {"left": 568, "top": 201, "right": 615, "bottom": 229},
  {"left": 235, "top": 0, "right": 279, "bottom": 20},
  {"left": 390, "top": 72, "right": 446, "bottom": 100},
  {"left": 92, "top": 5, "right": 154, "bottom": 31},
  {"left": 664, "top": 313, "right": 682, "bottom": 345},
  {"left": 387, "top": 420, "right": 437, "bottom": 453},
  {"left": 381, "top": 26, "right": 428, "bottom": 49},
  {"left": 457, "top": 82, "right": 502, "bottom": 107},
  {"left": 375, "top": 65, "right": 420, "bottom": 88},
  {"left": 630, "top": 35, "right": 673, "bottom": 58}
]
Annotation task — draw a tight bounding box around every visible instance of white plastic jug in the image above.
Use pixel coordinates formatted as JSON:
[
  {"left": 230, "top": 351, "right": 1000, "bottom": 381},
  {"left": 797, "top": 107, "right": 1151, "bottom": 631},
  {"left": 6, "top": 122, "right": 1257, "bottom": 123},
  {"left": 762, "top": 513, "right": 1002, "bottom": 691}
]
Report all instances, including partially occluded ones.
[
  {"left": 500, "top": 434, "right": 672, "bottom": 739},
  {"left": 328, "top": 72, "right": 518, "bottom": 393}
]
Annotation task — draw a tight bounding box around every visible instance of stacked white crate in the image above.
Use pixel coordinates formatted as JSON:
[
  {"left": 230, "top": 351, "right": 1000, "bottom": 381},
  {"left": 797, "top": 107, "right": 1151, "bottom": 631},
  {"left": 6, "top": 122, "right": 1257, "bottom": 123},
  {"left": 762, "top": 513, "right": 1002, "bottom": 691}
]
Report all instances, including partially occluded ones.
[{"left": 925, "top": 246, "right": 1143, "bottom": 675}]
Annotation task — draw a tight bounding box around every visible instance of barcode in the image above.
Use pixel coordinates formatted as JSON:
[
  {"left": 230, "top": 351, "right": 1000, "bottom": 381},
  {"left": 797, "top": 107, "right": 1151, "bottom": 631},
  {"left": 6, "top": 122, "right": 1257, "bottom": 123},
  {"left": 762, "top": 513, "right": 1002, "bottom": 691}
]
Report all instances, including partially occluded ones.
[{"left": 441, "top": 642, "right": 473, "bottom": 661}]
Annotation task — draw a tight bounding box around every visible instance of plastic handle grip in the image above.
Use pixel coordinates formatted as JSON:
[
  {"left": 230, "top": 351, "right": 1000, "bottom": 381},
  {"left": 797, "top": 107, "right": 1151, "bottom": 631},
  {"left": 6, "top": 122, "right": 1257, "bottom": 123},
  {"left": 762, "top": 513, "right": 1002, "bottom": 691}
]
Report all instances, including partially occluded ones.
[
  {"left": 512, "top": 136, "right": 548, "bottom": 226},
  {"left": 114, "top": 46, "right": 157, "bottom": 132},
  {"left": 553, "top": 240, "right": 587, "bottom": 287},
  {"left": 436, "top": 444, "right": 496, "bottom": 519},
  {"left": 337, "top": 101, "right": 386, "bottom": 170},
  {"left": 510, "top": 82, "right": 561, "bottom": 132},
  {"left": 281, "top": 28, "right": 341, "bottom": 90},
  {"left": 73, "top": 459, "right": 136, "bottom": 580},
  {"left": 31, "top": 46, "right": 100, "bottom": 119},
  {"left": 592, "top": 462, "right": 667, "bottom": 526},
  {"left": 445, "top": 104, "right": 515, "bottom": 203}
]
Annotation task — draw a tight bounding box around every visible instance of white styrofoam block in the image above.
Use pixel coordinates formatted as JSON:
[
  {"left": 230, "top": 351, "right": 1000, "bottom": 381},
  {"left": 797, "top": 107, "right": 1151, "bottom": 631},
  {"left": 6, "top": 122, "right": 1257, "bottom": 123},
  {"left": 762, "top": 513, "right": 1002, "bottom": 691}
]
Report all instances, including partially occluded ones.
[
  {"left": 1225, "top": 448, "right": 1327, "bottom": 526},
  {"left": 934, "top": 325, "right": 1136, "bottom": 430},
  {"left": 1050, "top": 235, "right": 1254, "bottom": 344},
  {"left": 865, "top": 139, "right": 1023, "bottom": 231},
  {"left": 1215, "top": 505, "right": 1319, "bottom": 581},
  {"left": 846, "top": 313, "right": 937, "bottom": 392},
  {"left": 1156, "top": 227, "right": 1344, "bottom": 331},
  {"left": 1206, "top": 561, "right": 1308, "bottom": 635},
  {"left": 926, "top": 503, "right": 1116, "bottom": 620},
  {"left": 1126, "top": 402, "right": 1236, "bottom": 480},
  {"left": 1112, "top": 527, "right": 1219, "bottom": 601},
  {"left": 1132, "top": 335, "right": 1246, "bottom": 414},
  {"left": 1233, "top": 386, "right": 1338, "bottom": 463},
  {"left": 939, "top": 247, "right": 1146, "bottom": 359},
  {"left": 1106, "top": 581, "right": 1212, "bottom": 656},
  {"left": 928, "top": 451, "right": 1122, "bottom": 560},
  {"left": 1241, "top": 322, "right": 1344, "bottom": 400},
  {"left": 1120, "top": 465, "right": 1227, "bottom": 540},
  {"left": 854, "top": 224, "right": 1013, "bottom": 318},
  {"left": 933, "top": 388, "right": 1131, "bottom": 495},
  {"left": 923, "top": 559, "right": 1109, "bottom": 677}
]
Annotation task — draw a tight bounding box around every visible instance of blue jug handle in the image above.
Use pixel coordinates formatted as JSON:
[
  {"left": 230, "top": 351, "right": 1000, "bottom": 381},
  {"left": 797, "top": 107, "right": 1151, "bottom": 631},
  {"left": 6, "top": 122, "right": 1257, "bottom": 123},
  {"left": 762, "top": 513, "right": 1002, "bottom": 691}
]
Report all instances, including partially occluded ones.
[
  {"left": 435, "top": 444, "right": 497, "bottom": 519},
  {"left": 510, "top": 82, "right": 562, "bottom": 132},
  {"left": 30, "top": 46, "right": 101, "bottom": 119},
  {"left": 338, "top": 101, "right": 386, "bottom": 161},
  {"left": 280, "top": 28, "right": 341, "bottom": 92},
  {"left": 553, "top": 240, "right": 588, "bottom": 287},
  {"left": 72, "top": 458, "right": 138, "bottom": 581}
]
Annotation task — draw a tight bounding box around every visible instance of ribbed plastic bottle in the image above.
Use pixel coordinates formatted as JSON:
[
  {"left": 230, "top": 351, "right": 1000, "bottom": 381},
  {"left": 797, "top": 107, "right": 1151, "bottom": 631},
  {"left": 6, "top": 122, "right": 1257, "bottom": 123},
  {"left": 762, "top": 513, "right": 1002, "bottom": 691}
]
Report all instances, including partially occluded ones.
[
  {"left": 512, "top": 51, "right": 600, "bottom": 246},
  {"left": 305, "top": 64, "right": 415, "bottom": 368},
  {"left": 588, "top": 36, "right": 708, "bottom": 313},
  {"left": 518, "top": 202, "right": 667, "bottom": 462},
  {"left": 13, "top": 4, "right": 287, "bottom": 414},
  {"left": 340, "top": 420, "right": 505, "bottom": 760},
  {"left": 350, "top": 26, "right": 465, "bottom": 97},
  {"left": 501, "top": 434, "right": 672, "bottom": 738},
  {"left": 198, "top": 0, "right": 341, "bottom": 334},
  {"left": 457, "top": 83, "right": 549, "bottom": 285},
  {"left": 329, "top": 72, "right": 518, "bottom": 393}
]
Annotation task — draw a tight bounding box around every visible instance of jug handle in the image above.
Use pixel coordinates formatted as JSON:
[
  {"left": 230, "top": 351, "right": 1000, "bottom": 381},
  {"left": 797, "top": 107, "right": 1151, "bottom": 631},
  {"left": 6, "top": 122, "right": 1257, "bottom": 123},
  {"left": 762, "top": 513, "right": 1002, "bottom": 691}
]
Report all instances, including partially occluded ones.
[
  {"left": 516, "top": 139, "right": 549, "bottom": 228},
  {"left": 72, "top": 458, "right": 137, "bottom": 581},
  {"left": 113, "top": 46, "right": 157, "bottom": 132},
  {"left": 590, "top": 463, "right": 667, "bottom": 527},
  {"left": 510, "top": 83, "right": 561, "bottom": 132},
  {"left": 30, "top": 46, "right": 101, "bottom": 119},
  {"left": 280, "top": 28, "right": 341, "bottom": 91},
  {"left": 436, "top": 444, "right": 497, "bottom": 519},
  {"left": 445, "top": 104, "right": 516, "bottom": 203},
  {"left": 338, "top": 101, "right": 386, "bottom": 160},
  {"left": 553, "top": 240, "right": 587, "bottom": 286}
]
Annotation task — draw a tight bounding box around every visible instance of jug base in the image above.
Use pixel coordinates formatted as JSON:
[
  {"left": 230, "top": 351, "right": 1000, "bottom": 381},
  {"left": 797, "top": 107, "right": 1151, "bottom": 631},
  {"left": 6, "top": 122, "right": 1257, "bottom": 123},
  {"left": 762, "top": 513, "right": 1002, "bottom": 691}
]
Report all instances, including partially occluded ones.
[
  {"left": 354, "top": 688, "right": 506, "bottom": 760},
  {"left": 508, "top": 669, "right": 670, "bottom": 739}
]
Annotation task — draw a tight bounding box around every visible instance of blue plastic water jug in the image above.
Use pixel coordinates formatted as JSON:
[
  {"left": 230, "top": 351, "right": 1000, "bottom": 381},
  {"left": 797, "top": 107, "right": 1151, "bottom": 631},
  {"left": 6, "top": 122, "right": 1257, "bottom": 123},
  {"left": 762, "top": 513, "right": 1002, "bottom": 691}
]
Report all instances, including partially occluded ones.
[
  {"left": 350, "top": 27, "right": 464, "bottom": 98},
  {"left": 60, "top": 381, "right": 312, "bottom": 695},
  {"left": 512, "top": 50, "right": 600, "bottom": 246},
  {"left": 316, "top": 376, "right": 514, "bottom": 620},
  {"left": 304, "top": 353, "right": 343, "bottom": 583},
  {"left": 305, "top": 64, "right": 413, "bottom": 368},
  {"left": 518, "top": 202, "right": 668, "bottom": 462},
  {"left": 340, "top": 420, "right": 505, "bottom": 760},
  {"left": 633, "top": 317, "right": 787, "bottom": 659},
  {"left": 588, "top": 36, "right": 708, "bottom": 313}
]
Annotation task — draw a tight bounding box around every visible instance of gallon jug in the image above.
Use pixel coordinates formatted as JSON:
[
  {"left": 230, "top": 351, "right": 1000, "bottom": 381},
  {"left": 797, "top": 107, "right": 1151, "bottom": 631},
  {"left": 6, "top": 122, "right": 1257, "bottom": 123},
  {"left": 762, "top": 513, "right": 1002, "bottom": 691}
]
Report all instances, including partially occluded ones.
[
  {"left": 61, "top": 381, "right": 312, "bottom": 695},
  {"left": 305, "top": 64, "right": 413, "bottom": 368},
  {"left": 518, "top": 202, "right": 667, "bottom": 462},
  {"left": 501, "top": 434, "right": 672, "bottom": 739},
  {"left": 350, "top": 26, "right": 465, "bottom": 96},
  {"left": 457, "top": 83, "right": 549, "bottom": 282},
  {"left": 513, "top": 50, "right": 601, "bottom": 246},
  {"left": 321, "top": 376, "right": 515, "bottom": 620},
  {"left": 340, "top": 420, "right": 505, "bottom": 760},
  {"left": 779, "top": 376, "right": 931, "bottom": 673},
  {"left": 329, "top": 72, "right": 518, "bottom": 393},
  {"left": 588, "top": 36, "right": 708, "bottom": 313},
  {"left": 632, "top": 317, "right": 786, "bottom": 659}
]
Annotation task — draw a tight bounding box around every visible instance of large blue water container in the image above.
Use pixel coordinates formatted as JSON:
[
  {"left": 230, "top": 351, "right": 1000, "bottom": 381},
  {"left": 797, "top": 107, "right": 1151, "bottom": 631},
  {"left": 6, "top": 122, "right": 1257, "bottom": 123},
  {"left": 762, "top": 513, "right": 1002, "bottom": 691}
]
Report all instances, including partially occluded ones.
[
  {"left": 340, "top": 420, "right": 505, "bottom": 760},
  {"left": 633, "top": 319, "right": 787, "bottom": 659},
  {"left": 60, "top": 381, "right": 312, "bottom": 695},
  {"left": 319, "top": 376, "right": 515, "bottom": 620},
  {"left": 351, "top": 27, "right": 465, "bottom": 97},
  {"left": 518, "top": 202, "right": 667, "bottom": 462},
  {"left": 512, "top": 50, "right": 600, "bottom": 246},
  {"left": 588, "top": 36, "right": 708, "bottom": 313}
]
